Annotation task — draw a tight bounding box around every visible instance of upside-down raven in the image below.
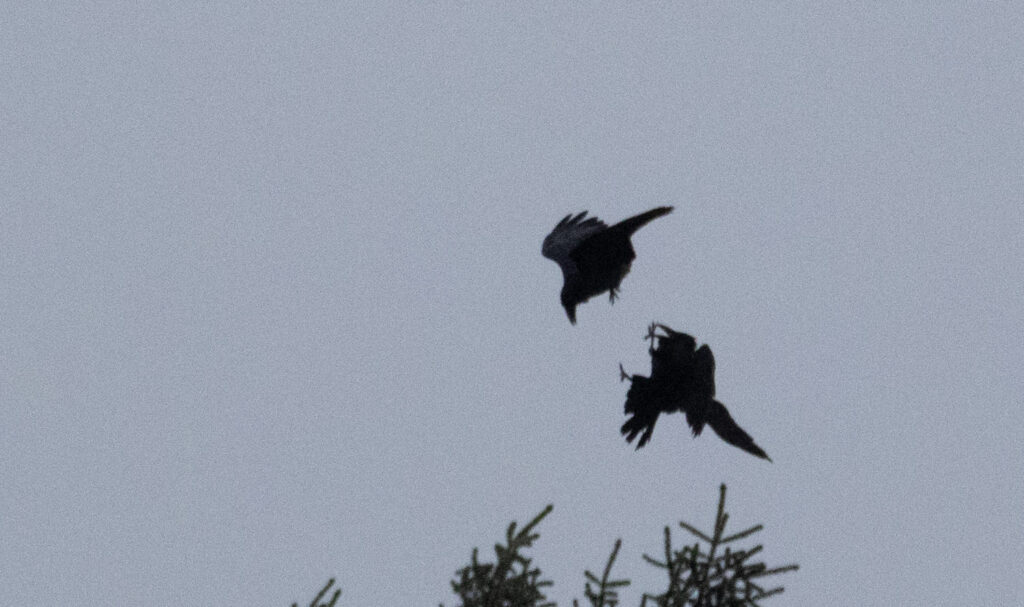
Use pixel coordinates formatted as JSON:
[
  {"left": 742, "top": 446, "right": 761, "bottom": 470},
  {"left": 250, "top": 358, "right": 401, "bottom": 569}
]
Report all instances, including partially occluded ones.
[
  {"left": 619, "top": 323, "right": 771, "bottom": 461},
  {"left": 541, "top": 207, "right": 673, "bottom": 324}
]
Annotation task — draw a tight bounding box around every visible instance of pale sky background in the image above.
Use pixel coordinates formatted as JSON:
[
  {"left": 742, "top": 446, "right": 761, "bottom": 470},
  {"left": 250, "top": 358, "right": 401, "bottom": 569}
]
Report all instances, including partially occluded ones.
[{"left": 3, "top": 4, "right": 1023, "bottom": 606}]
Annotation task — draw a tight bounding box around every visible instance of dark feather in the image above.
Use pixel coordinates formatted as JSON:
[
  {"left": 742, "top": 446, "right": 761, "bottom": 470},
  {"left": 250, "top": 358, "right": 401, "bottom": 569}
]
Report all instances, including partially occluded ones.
[
  {"left": 620, "top": 323, "right": 771, "bottom": 461},
  {"left": 706, "top": 400, "right": 772, "bottom": 461},
  {"left": 542, "top": 207, "right": 672, "bottom": 323}
]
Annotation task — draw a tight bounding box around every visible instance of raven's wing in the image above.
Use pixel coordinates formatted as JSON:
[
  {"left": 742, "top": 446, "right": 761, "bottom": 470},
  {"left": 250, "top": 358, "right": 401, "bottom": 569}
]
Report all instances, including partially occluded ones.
[
  {"left": 608, "top": 206, "right": 673, "bottom": 236},
  {"left": 706, "top": 400, "right": 772, "bottom": 461},
  {"left": 693, "top": 344, "right": 716, "bottom": 398},
  {"left": 621, "top": 375, "right": 660, "bottom": 449},
  {"left": 541, "top": 212, "right": 607, "bottom": 276},
  {"left": 650, "top": 326, "right": 697, "bottom": 381},
  {"left": 683, "top": 345, "right": 716, "bottom": 435}
]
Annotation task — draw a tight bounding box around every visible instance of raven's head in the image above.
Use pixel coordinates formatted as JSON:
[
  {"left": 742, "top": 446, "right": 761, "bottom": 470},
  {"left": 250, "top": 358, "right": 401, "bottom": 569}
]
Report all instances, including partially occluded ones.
[
  {"left": 561, "top": 297, "right": 577, "bottom": 324},
  {"left": 558, "top": 284, "right": 580, "bottom": 324}
]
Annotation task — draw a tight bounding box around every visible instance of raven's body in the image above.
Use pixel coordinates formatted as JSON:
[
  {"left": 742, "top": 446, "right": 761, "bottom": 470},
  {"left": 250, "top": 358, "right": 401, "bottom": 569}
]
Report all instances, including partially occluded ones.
[
  {"left": 542, "top": 207, "right": 673, "bottom": 323},
  {"left": 620, "top": 324, "right": 771, "bottom": 461}
]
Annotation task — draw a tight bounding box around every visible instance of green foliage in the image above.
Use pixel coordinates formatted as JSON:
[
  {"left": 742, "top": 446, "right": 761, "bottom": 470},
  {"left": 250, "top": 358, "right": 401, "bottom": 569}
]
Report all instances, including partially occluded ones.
[
  {"left": 294, "top": 484, "right": 797, "bottom": 607},
  {"left": 446, "top": 485, "right": 796, "bottom": 607},
  {"left": 638, "top": 485, "right": 799, "bottom": 606},
  {"left": 575, "top": 539, "right": 629, "bottom": 607},
  {"left": 291, "top": 577, "right": 340, "bottom": 607},
  {"left": 443, "top": 504, "right": 557, "bottom": 607}
]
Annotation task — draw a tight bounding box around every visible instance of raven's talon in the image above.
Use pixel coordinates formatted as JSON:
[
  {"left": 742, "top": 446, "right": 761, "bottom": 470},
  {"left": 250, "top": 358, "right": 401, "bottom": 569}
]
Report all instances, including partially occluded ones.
[{"left": 645, "top": 322, "right": 660, "bottom": 342}]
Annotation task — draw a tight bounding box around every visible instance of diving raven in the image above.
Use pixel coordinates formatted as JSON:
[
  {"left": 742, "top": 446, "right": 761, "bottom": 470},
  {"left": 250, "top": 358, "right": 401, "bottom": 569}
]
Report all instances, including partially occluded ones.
[
  {"left": 542, "top": 207, "right": 673, "bottom": 324},
  {"left": 620, "top": 323, "right": 772, "bottom": 461}
]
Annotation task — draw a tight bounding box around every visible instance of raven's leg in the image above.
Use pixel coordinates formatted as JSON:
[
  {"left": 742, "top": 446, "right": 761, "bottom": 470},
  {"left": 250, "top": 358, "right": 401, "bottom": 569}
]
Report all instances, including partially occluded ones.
[{"left": 645, "top": 322, "right": 660, "bottom": 354}]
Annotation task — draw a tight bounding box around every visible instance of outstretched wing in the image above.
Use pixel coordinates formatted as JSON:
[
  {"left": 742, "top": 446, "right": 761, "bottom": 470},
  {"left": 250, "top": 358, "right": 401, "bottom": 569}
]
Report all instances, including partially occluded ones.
[
  {"left": 621, "top": 375, "right": 660, "bottom": 449},
  {"left": 541, "top": 212, "right": 607, "bottom": 275},
  {"left": 706, "top": 400, "right": 772, "bottom": 461},
  {"left": 608, "top": 206, "right": 674, "bottom": 236}
]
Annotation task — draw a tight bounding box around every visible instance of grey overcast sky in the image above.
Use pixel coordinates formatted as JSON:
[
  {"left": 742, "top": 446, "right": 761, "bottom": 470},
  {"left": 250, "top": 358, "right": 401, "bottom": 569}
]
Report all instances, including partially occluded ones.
[{"left": 3, "top": 3, "right": 1022, "bottom": 605}]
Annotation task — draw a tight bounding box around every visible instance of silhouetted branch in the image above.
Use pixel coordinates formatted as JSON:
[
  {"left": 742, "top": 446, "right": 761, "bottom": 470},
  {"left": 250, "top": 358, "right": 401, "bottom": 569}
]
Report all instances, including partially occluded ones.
[
  {"left": 383, "top": 483, "right": 795, "bottom": 607},
  {"left": 640, "top": 484, "right": 798, "bottom": 606},
  {"left": 443, "top": 505, "right": 556, "bottom": 607},
  {"left": 575, "top": 539, "right": 630, "bottom": 607},
  {"left": 292, "top": 578, "right": 340, "bottom": 607}
]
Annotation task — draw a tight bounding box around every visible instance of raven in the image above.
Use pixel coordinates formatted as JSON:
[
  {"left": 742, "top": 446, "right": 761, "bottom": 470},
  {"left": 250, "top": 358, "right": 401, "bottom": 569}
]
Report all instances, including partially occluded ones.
[
  {"left": 542, "top": 207, "right": 673, "bottom": 324},
  {"left": 620, "top": 323, "right": 771, "bottom": 461}
]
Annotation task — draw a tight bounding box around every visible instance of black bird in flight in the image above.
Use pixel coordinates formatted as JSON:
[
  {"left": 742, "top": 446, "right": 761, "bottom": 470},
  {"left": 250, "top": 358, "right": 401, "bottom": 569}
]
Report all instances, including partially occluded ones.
[
  {"left": 619, "top": 323, "right": 771, "bottom": 461},
  {"left": 542, "top": 207, "right": 673, "bottom": 324}
]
